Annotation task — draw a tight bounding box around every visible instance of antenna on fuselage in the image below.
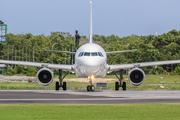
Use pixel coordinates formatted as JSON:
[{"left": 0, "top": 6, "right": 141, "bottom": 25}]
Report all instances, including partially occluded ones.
[{"left": 89, "top": 1, "right": 93, "bottom": 43}]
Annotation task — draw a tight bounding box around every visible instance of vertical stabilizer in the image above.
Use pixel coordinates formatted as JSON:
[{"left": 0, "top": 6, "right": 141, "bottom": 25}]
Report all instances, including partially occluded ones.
[{"left": 89, "top": 1, "right": 93, "bottom": 43}]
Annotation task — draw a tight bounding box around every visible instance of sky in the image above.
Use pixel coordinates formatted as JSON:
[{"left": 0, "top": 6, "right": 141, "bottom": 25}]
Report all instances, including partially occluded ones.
[{"left": 1, "top": 0, "right": 180, "bottom": 37}]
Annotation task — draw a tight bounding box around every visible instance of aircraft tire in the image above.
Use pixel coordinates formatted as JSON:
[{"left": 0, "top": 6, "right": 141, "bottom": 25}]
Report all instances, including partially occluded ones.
[
  {"left": 115, "top": 82, "right": 119, "bottom": 90},
  {"left": 91, "top": 85, "right": 95, "bottom": 91},
  {"left": 87, "top": 85, "right": 91, "bottom": 91},
  {"left": 122, "top": 82, "right": 126, "bottom": 91},
  {"left": 63, "top": 82, "right": 66, "bottom": 91},
  {"left": 56, "top": 82, "right": 59, "bottom": 91}
]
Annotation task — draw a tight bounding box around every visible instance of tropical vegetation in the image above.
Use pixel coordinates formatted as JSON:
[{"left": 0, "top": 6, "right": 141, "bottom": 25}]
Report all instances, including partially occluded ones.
[{"left": 1, "top": 29, "right": 180, "bottom": 75}]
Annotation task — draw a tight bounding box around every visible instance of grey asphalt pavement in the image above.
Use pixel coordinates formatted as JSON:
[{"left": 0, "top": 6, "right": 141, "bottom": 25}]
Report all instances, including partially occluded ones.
[{"left": 0, "top": 90, "right": 180, "bottom": 104}]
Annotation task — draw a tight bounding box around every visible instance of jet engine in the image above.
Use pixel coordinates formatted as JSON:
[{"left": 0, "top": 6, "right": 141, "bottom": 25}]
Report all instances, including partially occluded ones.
[
  {"left": 128, "top": 68, "right": 145, "bottom": 86},
  {"left": 37, "top": 68, "right": 53, "bottom": 86}
]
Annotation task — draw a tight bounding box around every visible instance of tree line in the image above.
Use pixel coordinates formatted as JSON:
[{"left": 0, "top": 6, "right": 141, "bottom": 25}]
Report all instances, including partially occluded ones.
[{"left": 1, "top": 29, "right": 180, "bottom": 75}]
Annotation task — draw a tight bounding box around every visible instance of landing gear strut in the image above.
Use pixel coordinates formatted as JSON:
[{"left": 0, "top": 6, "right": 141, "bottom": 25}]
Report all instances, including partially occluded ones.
[
  {"left": 55, "top": 69, "right": 69, "bottom": 91},
  {"left": 115, "top": 69, "right": 126, "bottom": 91},
  {"left": 87, "top": 79, "right": 95, "bottom": 91}
]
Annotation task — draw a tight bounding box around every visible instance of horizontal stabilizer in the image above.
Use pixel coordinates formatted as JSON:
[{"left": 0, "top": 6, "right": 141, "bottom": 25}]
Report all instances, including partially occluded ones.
[
  {"left": 106, "top": 49, "right": 137, "bottom": 54},
  {"left": 45, "top": 50, "right": 76, "bottom": 54}
]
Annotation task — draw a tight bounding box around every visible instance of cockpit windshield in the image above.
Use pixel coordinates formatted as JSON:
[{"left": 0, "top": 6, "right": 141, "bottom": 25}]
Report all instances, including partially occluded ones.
[
  {"left": 78, "top": 52, "right": 104, "bottom": 57},
  {"left": 91, "top": 52, "right": 98, "bottom": 56},
  {"left": 84, "top": 52, "right": 90, "bottom": 56}
]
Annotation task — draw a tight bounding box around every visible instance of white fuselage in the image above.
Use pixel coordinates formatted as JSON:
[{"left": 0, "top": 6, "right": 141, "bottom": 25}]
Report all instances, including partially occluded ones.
[{"left": 73, "top": 43, "right": 108, "bottom": 78}]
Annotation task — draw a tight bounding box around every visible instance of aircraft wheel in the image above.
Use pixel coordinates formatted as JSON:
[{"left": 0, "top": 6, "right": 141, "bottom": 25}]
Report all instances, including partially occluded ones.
[
  {"left": 115, "top": 82, "right": 119, "bottom": 90},
  {"left": 56, "top": 82, "right": 59, "bottom": 91},
  {"left": 63, "top": 82, "right": 66, "bottom": 91},
  {"left": 91, "top": 85, "right": 95, "bottom": 91},
  {"left": 87, "top": 85, "right": 91, "bottom": 91},
  {"left": 122, "top": 82, "right": 126, "bottom": 91}
]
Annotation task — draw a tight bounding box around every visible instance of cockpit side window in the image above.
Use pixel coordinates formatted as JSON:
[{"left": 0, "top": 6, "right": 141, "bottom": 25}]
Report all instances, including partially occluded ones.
[
  {"left": 91, "top": 52, "right": 98, "bottom": 56},
  {"left": 84, "top": 52, "right": 90, "bottom": 56},
  {"left": 98, "top": 52, "right": 104, "bottom": 57},
  {"left": 78, "top": 52, "right": 84, "bottom": 57}
]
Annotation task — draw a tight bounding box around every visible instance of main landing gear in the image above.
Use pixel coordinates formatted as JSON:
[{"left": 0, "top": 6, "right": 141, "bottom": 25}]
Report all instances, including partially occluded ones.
[
  {"left": 87, "top": 78, "right": 95, "bottom": 91},
  {"left": 55, "top": 69, "right": 69, "bottom": 91},
  {"left": 115, "top": 69, "right": 126, "bottom": 91}
]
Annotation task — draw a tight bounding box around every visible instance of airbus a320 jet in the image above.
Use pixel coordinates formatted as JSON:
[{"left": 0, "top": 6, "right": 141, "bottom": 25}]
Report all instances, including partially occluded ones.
[{"left": 1, "top": 1, "right": 180, "bottom": 91}]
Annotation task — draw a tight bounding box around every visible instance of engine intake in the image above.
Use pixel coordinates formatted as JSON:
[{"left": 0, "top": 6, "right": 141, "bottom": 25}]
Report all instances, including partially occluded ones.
[
  {"left": 128, "top": 68, "right": 145, "bottom": 86},
  {"left": 37, "top": 68, "right": 53, "bottom": 86}
]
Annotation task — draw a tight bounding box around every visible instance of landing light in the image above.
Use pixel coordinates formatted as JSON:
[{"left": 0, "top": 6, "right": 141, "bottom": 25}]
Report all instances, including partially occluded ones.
[{"left": 91, "top": 75, "right": 94, "bottom": 80}]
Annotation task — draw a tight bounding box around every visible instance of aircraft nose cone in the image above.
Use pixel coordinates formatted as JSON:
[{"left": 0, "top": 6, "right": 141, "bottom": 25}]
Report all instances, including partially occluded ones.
[
  {"left": 85, "top": 66, "right": 100, "bottom": 75},
  {"left": 82, "top": 58, "right": 101, "bottom": 67}
]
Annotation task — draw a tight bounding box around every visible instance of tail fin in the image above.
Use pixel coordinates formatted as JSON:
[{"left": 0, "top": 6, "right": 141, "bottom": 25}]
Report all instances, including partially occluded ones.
[{"left": 89, "top": 1, "right": 93, "bottom": 43}]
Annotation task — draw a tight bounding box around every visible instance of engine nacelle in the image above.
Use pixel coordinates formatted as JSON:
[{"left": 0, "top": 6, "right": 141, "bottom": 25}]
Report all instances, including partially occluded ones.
[
  {"left": 37, "top": 68, "right": 53, "bottom": 86},
  {"left": 128, "top": 68, "right": 145, "bottom": 86}
]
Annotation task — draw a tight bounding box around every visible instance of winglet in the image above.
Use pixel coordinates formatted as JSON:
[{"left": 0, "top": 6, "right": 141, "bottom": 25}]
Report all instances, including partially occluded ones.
[{"left": 89, "top": 1, "right": 93, "bottom": 43}]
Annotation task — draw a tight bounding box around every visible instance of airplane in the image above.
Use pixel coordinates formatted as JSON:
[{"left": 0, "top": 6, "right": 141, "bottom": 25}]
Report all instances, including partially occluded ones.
[{"left": 1, "top": 1, "right": 180, "bottom": 91}]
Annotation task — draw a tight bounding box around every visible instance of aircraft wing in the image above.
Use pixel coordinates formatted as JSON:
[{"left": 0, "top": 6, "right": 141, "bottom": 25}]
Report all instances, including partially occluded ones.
[
  {"left": 45, "top": 50, "right": 76, "bottom": 54},
  {"left": 106, "top": 49, "right": 137, "bottom": 54},
  {"left": 0, "top": 60, "right": 73, "bottom": 71},
  {"left": 108, "top": 60, "right": 180, "bottom": 71}
]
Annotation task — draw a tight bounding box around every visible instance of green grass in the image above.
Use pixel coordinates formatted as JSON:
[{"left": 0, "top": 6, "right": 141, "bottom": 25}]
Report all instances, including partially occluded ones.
[
  {"left": 0, "top": 104, "right": 180, "bottom": 120},
  {"left": 1, "top": 75, "right": 180, "bottom": 90}
]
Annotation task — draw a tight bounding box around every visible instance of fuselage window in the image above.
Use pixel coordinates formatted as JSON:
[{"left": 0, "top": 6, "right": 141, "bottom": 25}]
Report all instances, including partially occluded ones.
[
  {"left": 91, "top": 52, "right": 98, "bottom": 56},
  {"left": 78, "top": 52, "right": 84, "bottom": 57},
  {"left": 98, "top": 52, "right": 104, "bottom": 57},
  {"left": 84, "top": 52, "right": 90, "bottom": 56}
]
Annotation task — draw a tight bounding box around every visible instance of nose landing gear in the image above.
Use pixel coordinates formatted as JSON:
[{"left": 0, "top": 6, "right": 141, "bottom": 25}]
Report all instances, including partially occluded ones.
[{"left": 87, "top": 78, "right": 95, "bottom": 91}]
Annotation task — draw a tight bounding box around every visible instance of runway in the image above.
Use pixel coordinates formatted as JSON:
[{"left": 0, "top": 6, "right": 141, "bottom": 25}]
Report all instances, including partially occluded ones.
[{"left": 0, "top": 90, "right": 180, "bottom": 104}]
